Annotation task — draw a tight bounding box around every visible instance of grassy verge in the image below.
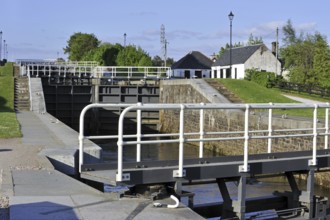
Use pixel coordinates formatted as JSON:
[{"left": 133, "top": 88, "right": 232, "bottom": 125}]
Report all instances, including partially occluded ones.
[
  {"left": 218, "top": 79, "right": 326, "bottom": 119},
  {"left": 0, "top": 63, "right": 21, "bottom": 138}
]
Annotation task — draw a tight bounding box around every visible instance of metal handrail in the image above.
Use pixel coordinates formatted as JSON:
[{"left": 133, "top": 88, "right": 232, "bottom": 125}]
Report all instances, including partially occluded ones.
[
  {"left": 78, "top": 102, "right": 330, "bottom": 182},
  {"left": 92, "top": 66, "right": 171, "bottom": 79}
]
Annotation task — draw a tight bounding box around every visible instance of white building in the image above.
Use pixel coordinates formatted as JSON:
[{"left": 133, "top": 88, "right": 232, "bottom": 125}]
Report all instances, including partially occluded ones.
[
  {"left": 171, "top": 51, "right": 212, "bottom": 78},
  {"left": 211, "top": 44, "right": 281, "bottom": 79}
]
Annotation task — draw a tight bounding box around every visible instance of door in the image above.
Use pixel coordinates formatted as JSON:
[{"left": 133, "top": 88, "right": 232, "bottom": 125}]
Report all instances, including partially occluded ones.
[
  {"left": 195, "top": 71, "right": 202, "bottom": 78},
  {"left": 184, "top": 70, "right": 190, "bottom": 78}
]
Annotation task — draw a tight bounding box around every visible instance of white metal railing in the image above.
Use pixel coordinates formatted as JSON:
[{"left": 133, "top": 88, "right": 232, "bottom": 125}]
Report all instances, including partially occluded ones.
[
  {"left": 79, "top": 102, "right": 330, "bottom": 182},
  {"left": 92, "top": 66, "right": 171, "bottom": 79},
  {"left": 27, "top": 69, "right": 33, "bottom": 111},
  {"left": 26, "top": 64, "right": 171, "bottom": 81},
  {"left": 55, "top": 61, "right": 99, "bottom": 66},
  {"left": 26, "top": 64, "right": 94, "bottom": 78}
]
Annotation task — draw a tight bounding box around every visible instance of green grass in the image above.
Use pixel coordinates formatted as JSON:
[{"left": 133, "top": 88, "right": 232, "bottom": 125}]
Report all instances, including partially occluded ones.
[
  {"left": 0, "top": 63, "right": 21, "bottom": 138},
  {"left": 218, "top": 79, "right": 326, "bottom": 119}
]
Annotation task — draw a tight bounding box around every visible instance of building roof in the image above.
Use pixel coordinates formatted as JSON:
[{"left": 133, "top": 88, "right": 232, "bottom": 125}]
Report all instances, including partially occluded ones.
[
  {"left": 212, "top": 44, "right": 265, "bottom": 67},
  {"left": 172, "top": 51, "right": 213, "bottom": 69}
]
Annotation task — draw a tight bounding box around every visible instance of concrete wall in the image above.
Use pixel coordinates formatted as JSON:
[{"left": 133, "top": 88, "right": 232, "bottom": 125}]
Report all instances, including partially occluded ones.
[{"left": 159, "top": 79, "right": 329, "bottom": 185}]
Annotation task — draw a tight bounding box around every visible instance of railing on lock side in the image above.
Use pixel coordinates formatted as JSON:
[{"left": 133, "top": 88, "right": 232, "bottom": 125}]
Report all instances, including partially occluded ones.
[
  {"left": 92, "top": 66, "right": 171, "bottom": 80},
  {"left": 25, "top": 64, "right": 171, "bottom": 81},
  {"left": 26, "top": 64, "right": 95, "bottom": 78},
  {"left": 79, "top": 102, "right": 330, "bottom": 182}
]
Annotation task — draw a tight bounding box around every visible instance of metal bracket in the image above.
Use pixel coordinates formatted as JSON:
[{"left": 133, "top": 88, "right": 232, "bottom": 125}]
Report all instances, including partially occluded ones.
[
  {"left": 308, "top": 159, "right": 318, "bottom": 166},
  {"left": 238, "top": 165, "right": 250, "bottom": 173},
  {"left": 173, "top": 169, "right": 186, "bottom": 177},
  {"left": 116, "top": 173, "right": 130, "bottom": 181}
]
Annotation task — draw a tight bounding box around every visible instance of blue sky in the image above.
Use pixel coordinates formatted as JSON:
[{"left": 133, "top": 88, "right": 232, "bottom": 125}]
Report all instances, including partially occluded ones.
[{"left": 1, "top": 0, "right": 330, "bottom": 61}]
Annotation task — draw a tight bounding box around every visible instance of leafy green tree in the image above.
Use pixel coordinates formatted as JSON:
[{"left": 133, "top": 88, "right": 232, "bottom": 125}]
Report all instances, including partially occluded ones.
[
  {"left": 83, "top": 43, "right": 123, "bottom": 66},
  {"left": 166, "top": 57, "right": 175, "bottom": 66},
  {"left": 218, "top": 43, "right": 230, "bottom": 58},
  {"left": 64, "top": 32, "right": 100, "bottom": 61},
  {"left": 247, "top": 33, "right": 263, "bottom": 46},
  {"left": 282, "top": 19, "right": 297, "bottom": 46},
  {"left": 138, "top": 56, "right": 153, "bottom": 66},
  {"left": 116, "top": 45, "right": 152, "bottom": 66},
  {"left": 312, "top": 33, "right": 330, "bottom": 87},
  {"left": 152, "top": 55, "right": 163, "bottom": 66},
  {"left": 281, "top": 20, "right": 330, "bottom": 87}
]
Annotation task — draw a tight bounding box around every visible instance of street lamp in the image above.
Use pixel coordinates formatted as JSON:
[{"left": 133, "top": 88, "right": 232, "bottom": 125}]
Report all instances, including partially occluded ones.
[
  {"left": 228, "top": 11, "right": 234, "bottom": 79},
  {"left": 3, "top": 40, "right": 5, "bottom": 60},
  {"left": 0, "top": 31, "right": 2, "bottom": 61},
  {"left": 124, "top": 33, "right": 127, "bottom": 47}
]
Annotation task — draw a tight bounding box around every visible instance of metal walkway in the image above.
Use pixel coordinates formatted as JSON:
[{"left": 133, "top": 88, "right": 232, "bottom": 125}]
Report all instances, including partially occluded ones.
[
  {"left": 22, "top": 64, "right": 171, "bottom": 82},
  {"left": 78, "top": 102, "right": 330, "bottom": 219},
  {"left": 79, "top": 102, "right": 330, "bottom": 181}
]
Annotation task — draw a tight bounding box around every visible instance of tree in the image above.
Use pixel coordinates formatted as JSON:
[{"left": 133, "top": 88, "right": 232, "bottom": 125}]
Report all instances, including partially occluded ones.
[
  {"left": 217, "top": 40, "right": 249, "bottom": 58},
  {"left": 247, "top": 33, "right": 263, "bottom": 46},
  {"left": 64, "top": 32, "right": 100, "bottom": 61},
  {"left": 166, "top": 57, "right": 175, "bottom": 66},
  {"left": 312, "top": 33, "right": 330, "bottom": 87},
  {"left": 282, "top": 19, "right": 297, "bottom": 46},
  {"left": 116, "top": 45, "right": 152, "bottom": 66},
  {"left": 82, "top": 43, "right": 123, "bottom": 66},
  {"left": 152, "top": 55, "right": 163, "bottom": 66},
  {"left": 281, "top": 20, "right": 330, "bottom": 87}
]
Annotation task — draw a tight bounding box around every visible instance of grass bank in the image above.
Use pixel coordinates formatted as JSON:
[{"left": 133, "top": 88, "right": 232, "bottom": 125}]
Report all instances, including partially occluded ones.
[
  {"left": 218, "top": 79, "right": 326, "bottom": 119},
  {"left": 0, "top": 63, "right": 21, "bottom": 138}
]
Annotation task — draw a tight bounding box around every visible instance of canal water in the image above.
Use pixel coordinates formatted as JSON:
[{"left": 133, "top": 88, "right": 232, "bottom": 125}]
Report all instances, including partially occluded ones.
[{"left": 100, "top": 142, "right": 330, "bottom": 217}]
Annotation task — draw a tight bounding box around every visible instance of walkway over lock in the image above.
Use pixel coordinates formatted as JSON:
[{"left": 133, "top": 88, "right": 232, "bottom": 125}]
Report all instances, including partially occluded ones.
[
  {"left": 79, "top": 102, "right": 330, "bottom": 219},
  {"left": 23, "top": 64, "right": 171, "bottom": 82}
]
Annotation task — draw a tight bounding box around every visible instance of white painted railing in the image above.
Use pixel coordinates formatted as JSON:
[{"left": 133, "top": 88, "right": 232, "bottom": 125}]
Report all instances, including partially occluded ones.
[
  {"left": 92, "top": 66, "right": 171, "bottom": 79},
  {"left": 26, "top": 64, "right": 94, "bottom": 78},
  {"left": 26, "top": 64, "right": 171, "bottom": 81},
  {"left": 79, "top": 103, "right": 330, "bottom": 182}
]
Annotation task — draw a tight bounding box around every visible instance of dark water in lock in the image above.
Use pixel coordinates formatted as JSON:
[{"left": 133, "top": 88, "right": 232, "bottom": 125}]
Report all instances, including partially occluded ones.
[{"left": 101, "top": 142, "right": 330, "bottom": 217}]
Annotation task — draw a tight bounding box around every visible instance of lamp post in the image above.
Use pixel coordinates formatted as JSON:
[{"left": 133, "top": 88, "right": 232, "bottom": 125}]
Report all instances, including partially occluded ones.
[
  {"left": 228, "top": 11, "right": 234, "bottom": 79},
  {"left": 123, "top": 33, "right": 127, "bottom": 47},
  {"left": 0, "top": 31, "right": 2, "bottom": 61},
  {"left": 3, "top": 40, "right": 5, "bottom": 60}
]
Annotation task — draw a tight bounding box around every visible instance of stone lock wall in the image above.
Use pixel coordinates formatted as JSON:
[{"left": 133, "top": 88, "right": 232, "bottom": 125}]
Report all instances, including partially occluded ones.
[{"left": 159, "top": 79, "right": 329, "bottom": 186}]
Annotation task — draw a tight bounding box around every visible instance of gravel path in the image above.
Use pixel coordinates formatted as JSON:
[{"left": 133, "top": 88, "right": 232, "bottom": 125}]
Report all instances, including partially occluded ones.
[
  {"left": 0, "top": 138, "right": 49, "bottom": 172},
  {"left": 0, "top": 138, "right": 52, "bottom": 218}
]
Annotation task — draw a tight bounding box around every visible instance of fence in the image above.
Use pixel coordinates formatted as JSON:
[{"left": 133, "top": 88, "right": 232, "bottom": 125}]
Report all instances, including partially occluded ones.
[{"left": 275, "top": 81, "right": 330, "bottom": 98}]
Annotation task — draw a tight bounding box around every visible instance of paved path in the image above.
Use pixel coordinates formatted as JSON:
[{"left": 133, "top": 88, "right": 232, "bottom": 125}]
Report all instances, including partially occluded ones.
[
  {"left": 0, "top": 111, "right": 203, "bottom": 220},
  {"left": 283, "top": 94, "right": 327, "bottom": 104}
]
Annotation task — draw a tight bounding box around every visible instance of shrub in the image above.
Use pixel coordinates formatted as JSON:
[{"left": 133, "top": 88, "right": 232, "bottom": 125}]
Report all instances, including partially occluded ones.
[{"left": 244, "top": 68, "right": 276, "bottom": 87}]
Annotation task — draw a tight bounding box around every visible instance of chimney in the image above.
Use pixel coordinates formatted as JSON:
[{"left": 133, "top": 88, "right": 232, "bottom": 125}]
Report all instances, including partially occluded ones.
[{"left": 271, "top": 42, "right": 277, "bottom": 55}]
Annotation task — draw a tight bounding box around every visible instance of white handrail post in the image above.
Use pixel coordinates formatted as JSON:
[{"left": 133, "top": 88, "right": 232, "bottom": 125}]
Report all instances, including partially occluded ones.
[
  {"left": 78, "top": 105, "right": 89, "bottom": 173},
  {"left": 117, "top": 108, "right": 125, "bottom": 182},
  {"left": 199, "top": 102, "right": 205, "bottom": 158},
  {"left": 310, "top": 104, "right": 318, "bottom": 166},
  {"left": 27, "top": 67, "right": 33, "bottom": 111},
  {"left": 241, "top": 104, "right": 250, "bottom": 172},
  {"left": 136, "top": 102, "right": 142, "bottom": 162},
  {"left": 325, "top": 102, "right": 329, "bottom": 149},
  {"left": 178, "top": 104, "right": 185, "bottom": 177},
  {"left": 268, "top": 102, "right": 273, "bottom": 153}
]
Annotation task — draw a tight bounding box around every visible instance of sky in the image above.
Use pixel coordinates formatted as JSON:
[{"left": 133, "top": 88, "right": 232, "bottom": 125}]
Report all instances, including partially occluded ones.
[{"left": 1, "top": 0, "right": 330, "bottom": 62}]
